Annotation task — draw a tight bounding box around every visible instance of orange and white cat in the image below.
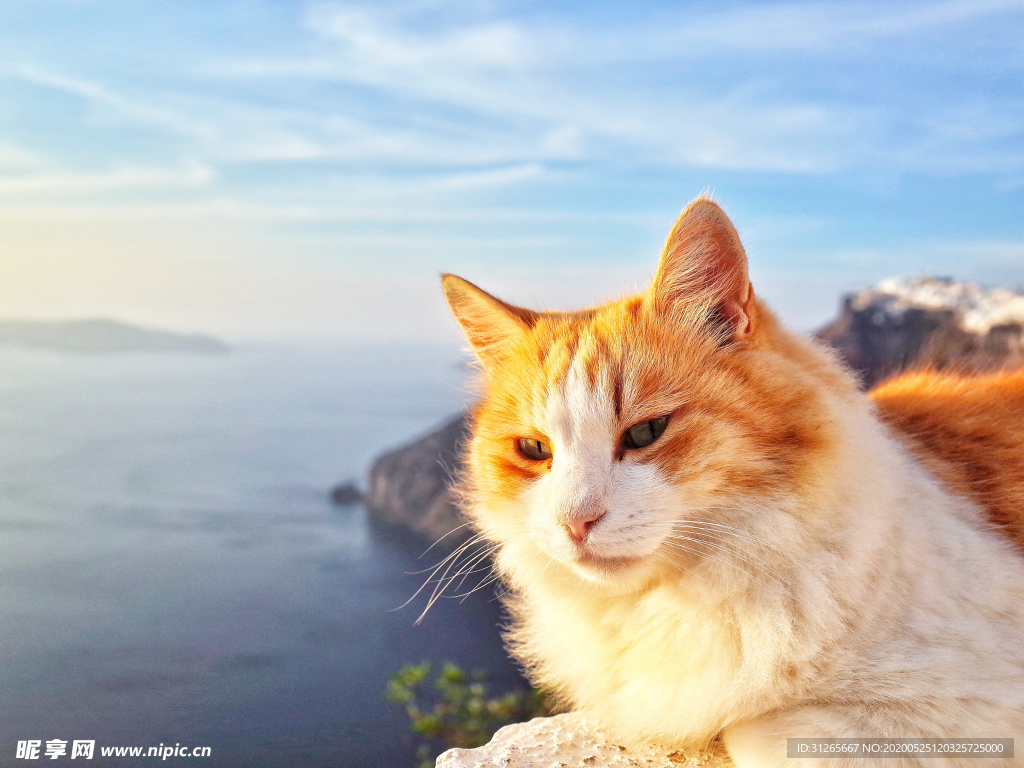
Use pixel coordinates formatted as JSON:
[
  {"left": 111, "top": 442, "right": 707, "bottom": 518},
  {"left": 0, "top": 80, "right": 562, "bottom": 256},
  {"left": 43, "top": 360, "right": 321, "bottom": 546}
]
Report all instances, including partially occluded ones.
[{"left": 441, "top": 197, "right": 1024, "bottom": 767}]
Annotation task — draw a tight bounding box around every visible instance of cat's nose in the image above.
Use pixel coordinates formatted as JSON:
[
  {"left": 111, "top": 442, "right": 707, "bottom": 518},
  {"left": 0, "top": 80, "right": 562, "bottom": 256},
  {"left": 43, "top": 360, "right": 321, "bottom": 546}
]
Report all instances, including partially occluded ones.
[{"left": 566, "top": 508, "right": 605, "bottom": 542}]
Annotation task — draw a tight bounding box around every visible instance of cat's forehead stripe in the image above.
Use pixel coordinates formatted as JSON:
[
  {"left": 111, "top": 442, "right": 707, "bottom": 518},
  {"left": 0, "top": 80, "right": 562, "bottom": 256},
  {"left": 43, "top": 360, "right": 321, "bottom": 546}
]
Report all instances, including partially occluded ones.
[
  {"left": 580, "top": 332, "right": 612, "bottom": 390},
  {"left": 537, "top": 316, "right": 621, "bottom": 385},
  {"left": 536, "top": 328, "right": 575, "bottom": 392},
  {"left": 546, "top": 354, "right": 616, "bottom": 449},
  {"left": 612, "top": 364, "right": 623, "bottom": 419},
  {"left": 529, "top": 314, "right": 640, "bottom": 437}
]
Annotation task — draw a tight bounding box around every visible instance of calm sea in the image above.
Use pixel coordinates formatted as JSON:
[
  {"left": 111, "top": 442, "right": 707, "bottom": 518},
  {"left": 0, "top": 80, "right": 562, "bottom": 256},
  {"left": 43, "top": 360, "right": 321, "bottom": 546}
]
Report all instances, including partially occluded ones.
[{"left": 0, "top": 343, "right": 523, "bottom": 768}]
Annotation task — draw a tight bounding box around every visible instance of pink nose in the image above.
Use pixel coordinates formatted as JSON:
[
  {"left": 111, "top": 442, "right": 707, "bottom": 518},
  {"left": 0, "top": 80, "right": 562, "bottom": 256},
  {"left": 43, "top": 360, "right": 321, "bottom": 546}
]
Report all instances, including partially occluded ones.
[{"left": 566, "top": 509, "right": 605, "bottom": 542}]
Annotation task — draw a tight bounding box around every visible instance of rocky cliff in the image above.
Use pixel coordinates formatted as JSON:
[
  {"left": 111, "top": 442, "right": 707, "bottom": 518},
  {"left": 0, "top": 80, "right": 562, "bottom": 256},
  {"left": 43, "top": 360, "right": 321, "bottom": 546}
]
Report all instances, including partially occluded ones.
[
  {"left": 353, "top": 277, "right": 1024, "bottom": 546},
  {"left": 818, "top": 276, "right": 1024, "bottom": 387},
  {"left": 362, "top": 413, "right": 471, "bottom": 546}
]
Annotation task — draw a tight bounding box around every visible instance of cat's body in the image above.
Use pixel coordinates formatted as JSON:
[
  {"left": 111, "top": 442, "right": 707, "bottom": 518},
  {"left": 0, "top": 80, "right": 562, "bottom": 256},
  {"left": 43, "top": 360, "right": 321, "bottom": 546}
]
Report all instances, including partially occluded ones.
[
  {"left": 872, "top": 370, "right": 1024, "bottom": 552},
  {"left": 441, "top": 198, "right": 1024, "bottom": 767}
]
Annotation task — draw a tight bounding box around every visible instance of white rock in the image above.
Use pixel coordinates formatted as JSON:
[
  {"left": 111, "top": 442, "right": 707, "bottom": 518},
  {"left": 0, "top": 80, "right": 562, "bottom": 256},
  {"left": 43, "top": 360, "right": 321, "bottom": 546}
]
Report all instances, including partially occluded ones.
[
  {"left": 435, "top": 713, "right": 728, "bottom": 768},
  {"left": 849, "top": 276, "right": 1024, "bottom": 335}
]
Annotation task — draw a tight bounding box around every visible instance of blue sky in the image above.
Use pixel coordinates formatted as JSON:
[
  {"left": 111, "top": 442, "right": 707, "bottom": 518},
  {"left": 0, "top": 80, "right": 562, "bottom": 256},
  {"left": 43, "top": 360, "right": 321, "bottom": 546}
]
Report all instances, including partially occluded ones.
[{"left": 0, "top": 0, "right": 1021, "bottom": 341}]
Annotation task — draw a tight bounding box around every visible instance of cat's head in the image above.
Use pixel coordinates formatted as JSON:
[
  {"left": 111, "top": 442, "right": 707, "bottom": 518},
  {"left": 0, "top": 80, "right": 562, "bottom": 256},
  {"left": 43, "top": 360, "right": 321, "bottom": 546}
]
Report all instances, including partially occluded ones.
[{"left": 443, "top": 198, "right": 850, "bottom": 592}]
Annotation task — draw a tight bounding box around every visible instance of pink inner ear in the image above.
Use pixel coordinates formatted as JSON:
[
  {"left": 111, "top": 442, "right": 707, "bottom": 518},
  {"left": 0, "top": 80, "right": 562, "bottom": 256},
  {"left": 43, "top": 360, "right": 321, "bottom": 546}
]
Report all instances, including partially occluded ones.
[
  {"left": 702, "top": 245, "right": 753, "bottom": 336},
  {"left": 721, "top": 284, "right": 754, "bottom": 336},
  {"left": 651, "top": 200, "right": 755, "bottom": 337}
]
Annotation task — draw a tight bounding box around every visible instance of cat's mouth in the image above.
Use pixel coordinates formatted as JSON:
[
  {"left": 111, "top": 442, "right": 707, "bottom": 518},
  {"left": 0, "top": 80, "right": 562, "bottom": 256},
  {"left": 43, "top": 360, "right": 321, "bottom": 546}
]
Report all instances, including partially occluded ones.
[{"left": 571, "top": 548, "right": 644, "bottom": 577}]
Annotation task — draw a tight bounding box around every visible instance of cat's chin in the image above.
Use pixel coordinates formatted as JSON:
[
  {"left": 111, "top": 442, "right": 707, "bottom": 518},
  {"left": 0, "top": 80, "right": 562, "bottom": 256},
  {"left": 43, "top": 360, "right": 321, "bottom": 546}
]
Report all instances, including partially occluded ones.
[{"left": 567, "top": 550, "right": 652, "bottom": 586}]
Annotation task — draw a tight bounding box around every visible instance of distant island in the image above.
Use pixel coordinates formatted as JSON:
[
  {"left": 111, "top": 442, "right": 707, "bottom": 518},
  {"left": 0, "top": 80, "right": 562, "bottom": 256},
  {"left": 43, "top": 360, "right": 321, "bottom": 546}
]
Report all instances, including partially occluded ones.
[{"left": 0, "top": 318, "right": 229, "bottom": 355}]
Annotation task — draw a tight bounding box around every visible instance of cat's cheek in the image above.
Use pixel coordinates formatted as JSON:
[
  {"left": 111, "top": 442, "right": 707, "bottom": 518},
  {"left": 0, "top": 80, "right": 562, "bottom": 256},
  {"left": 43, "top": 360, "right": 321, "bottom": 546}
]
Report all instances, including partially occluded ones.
[
  {"left": 516, "top": 475, "right": 620, "bottom": 579},
  {"left": 601, "top": 462, "right": 679, "bottom": 551},
  {"left": 471, "top": 497, "right": 549, "bottom": 589},
  {"left": 518, "top": 476, "right": 579, "bottom": 564},
  {"left": 514, "top": 463, "right": 679, "bottom": 587}
]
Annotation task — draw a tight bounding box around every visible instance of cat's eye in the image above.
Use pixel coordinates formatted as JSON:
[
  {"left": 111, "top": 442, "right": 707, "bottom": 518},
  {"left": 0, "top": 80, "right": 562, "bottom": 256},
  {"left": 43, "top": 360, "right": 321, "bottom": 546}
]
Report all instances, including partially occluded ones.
[
  {"left": 622, "top": 416, "right": 670, "bottom": 450},
  {"left": 517, "top": 438, "right": 553, "bottom": 461}
]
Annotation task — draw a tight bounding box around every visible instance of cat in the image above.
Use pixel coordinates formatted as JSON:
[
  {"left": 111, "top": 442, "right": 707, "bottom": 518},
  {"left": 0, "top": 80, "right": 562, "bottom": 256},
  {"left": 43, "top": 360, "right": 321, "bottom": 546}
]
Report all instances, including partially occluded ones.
[{"left": 440, "top": 196, "right": 1024, "bottom": 767}]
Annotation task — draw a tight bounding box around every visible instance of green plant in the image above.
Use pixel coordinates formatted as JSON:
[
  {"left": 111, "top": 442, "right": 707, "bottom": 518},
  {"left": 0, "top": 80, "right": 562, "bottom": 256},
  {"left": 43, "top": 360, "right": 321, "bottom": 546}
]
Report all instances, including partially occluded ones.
[{"left": 386, "top": 662, "right": 550, "bottom": 768}]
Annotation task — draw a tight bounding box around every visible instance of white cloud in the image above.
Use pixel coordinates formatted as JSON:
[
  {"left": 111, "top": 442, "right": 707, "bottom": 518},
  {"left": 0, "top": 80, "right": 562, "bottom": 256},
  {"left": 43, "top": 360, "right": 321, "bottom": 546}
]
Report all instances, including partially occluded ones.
[
  {"left": 216, "top": 0, "right": 1023, "bottom": 176},
  {"left": 307, "top": 3, "right": 532, "bottom": 71},
  {"left": 0, "top": 162, "right": 215, "bottom": 194},
  {"left": 344, "top": 162, "right": 547, "bottom": 204},
  {"left": 209, "top": 113, "right": 575, "bottom": 166},
  {"left": 641, "top": 0, "right": 1023, "bottom": 56},
  {"left": 12, "top": 61, "right": 579, "bottom": 176},
  {"left": 20, "top": 0, "right": 1010, "bottom": 185},
  {"left": 15, "top": 66, "right": 217, "bottom": 142},
  {"left": 0, "top": 199, "right": 661, "bottom": 238},
  {"left": 0, "top": 141, "right": 42, "bottom": 170},
  {"left": 0, "top": 0, "right": 1020, "bottom": 277}
]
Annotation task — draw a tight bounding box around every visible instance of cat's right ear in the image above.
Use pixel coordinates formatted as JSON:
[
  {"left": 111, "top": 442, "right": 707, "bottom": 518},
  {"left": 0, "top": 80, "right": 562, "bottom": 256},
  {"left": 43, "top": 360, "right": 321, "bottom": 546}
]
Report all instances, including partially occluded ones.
[
  {"left": 441, "top": 274, "right": 536, "bottom": 368},
  {"left": 647, "top": 198, "right": 756, "bottom": 340}
]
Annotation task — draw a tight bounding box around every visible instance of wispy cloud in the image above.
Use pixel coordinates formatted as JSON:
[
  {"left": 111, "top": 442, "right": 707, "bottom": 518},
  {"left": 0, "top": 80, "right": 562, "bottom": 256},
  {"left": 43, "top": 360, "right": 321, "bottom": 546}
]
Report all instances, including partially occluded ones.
[
  {"left": 0, "top": 141, "right": 42, "bottom": 170},
  {"left": 644, "top": 0, "right": 1024, "bottom": 55},
  {"left": 0, "top": 199, "right": 659, "bottom": 229},
  {"left": 12, "top": 61, "right": 571, "bottom": 178},
  {"left": 307, "top": 4, "right": 533, "bottom": 71},
  {"left": 15, "top": 66, "right": 217, "bottom": 143},
  {"left": 0, "top": 162, "right": 214, "bottom": 194},
  {"left": 13, "top": 0, "right": 1023, "bottom": 189},
  {"left": 212, "top": 0, "right": 1022, "bottom": 176},
  {"left": 0, "top": 0, "right": 1020, "bottom": 339}
]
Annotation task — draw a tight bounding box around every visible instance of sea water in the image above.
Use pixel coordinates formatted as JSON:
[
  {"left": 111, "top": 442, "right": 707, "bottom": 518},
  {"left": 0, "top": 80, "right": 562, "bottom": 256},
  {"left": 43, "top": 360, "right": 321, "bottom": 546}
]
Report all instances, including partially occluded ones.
[{"left": 0, "top": 343, "right": 521, "bottom": 767}]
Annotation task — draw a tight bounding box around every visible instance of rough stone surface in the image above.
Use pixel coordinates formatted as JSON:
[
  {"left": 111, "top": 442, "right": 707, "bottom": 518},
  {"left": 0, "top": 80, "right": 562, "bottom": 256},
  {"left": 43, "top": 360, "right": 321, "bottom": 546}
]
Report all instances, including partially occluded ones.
[
  {"left": 818, "top": 276, "right": 1024, "bottom": 387},
  {"left": 435, "top": 713, "right": 729, "bottom": 768},
  {"left": 853, "top": 276, "right": 1024, "bottom": 334},
  {"left": 364, "top": 412, "right": 471, "bottom": 547}
]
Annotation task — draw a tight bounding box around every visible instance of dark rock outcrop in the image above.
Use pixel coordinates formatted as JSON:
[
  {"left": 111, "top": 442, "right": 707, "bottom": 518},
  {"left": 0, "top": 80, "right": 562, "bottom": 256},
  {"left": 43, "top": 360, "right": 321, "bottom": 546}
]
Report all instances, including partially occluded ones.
[
  {"left": 819, "top": 277, "right": 1024, "bottom": 388},
  {"left": 330, "top": 482, "right": 363, "bottom": 505},
  {"left": 363, "top": 413, "right": 471, "bottom": 547}
]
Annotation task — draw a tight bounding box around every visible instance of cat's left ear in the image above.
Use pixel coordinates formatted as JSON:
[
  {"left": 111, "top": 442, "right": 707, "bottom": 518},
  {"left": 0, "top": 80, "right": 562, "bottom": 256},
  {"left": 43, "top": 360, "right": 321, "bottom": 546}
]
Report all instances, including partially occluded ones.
[
  {"left": 442, "top": 274, "right": 537, "bottom": 368},
  {"left": 648, "top": 198, "right": 756, "bottom": 339}
]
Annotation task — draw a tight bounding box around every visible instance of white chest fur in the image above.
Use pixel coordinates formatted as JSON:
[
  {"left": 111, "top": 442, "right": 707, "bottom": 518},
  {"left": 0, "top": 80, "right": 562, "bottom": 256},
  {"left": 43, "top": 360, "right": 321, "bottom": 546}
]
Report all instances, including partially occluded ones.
[{"left": 501, "top": 414, "right": 1024, "bottom": 765}]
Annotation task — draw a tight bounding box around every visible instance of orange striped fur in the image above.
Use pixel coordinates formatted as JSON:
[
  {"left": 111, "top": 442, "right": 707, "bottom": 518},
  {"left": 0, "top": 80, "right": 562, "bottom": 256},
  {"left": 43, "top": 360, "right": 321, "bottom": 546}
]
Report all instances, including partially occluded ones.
[
  {"left": 441, "top": 197, "right": 1024, "bottom": 767},
  {"left": 872, "top": 369, "right": 1024, "bottom": 552}
]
